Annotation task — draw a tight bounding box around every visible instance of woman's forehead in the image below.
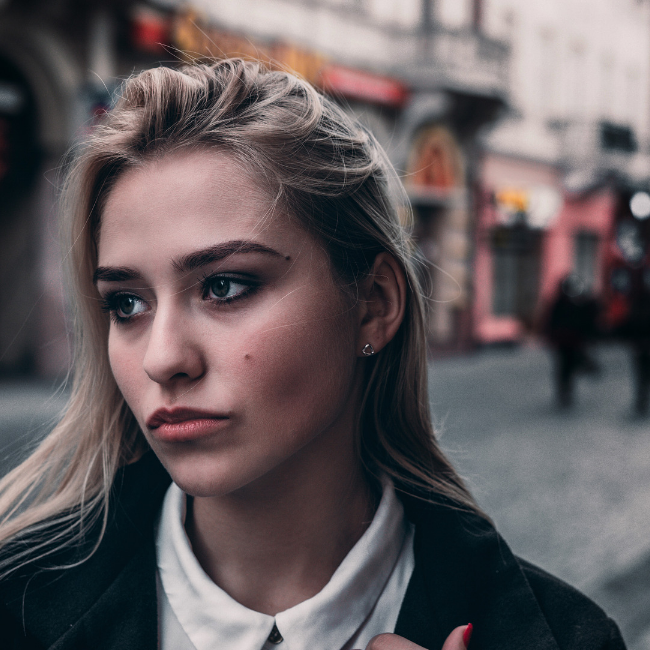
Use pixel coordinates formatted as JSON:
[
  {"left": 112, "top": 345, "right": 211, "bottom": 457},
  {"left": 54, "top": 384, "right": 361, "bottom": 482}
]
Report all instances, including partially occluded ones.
[
  {"left": 95, "top": 150, "right": 322, "bottom": 277},
  {"left": 106, "top": 150, "right": 270, "bottom": 215},
  {"left": 99, "top": 152, "right": 280, "bottom": 248}
]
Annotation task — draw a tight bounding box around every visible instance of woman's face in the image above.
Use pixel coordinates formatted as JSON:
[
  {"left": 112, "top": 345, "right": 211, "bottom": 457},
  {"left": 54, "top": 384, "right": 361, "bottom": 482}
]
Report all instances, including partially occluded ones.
[{"left": 96, "top": 150, "right": 364, "bottom": 497}]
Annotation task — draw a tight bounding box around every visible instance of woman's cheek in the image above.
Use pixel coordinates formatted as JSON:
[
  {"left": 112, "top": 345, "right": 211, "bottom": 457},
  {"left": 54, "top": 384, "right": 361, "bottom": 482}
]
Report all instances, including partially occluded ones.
[
  {"left": 108, "top": 334, "right": 148, "bottom": 420},
  {"left": 238, "top": 303, "right": 356, "bottom": 418}
]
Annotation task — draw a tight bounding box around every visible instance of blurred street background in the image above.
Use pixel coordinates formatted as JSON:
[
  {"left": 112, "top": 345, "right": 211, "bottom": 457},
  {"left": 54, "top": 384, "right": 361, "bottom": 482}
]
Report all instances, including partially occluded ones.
[{"left": 1, "top": 0, "right": 650, "bottom": 646}]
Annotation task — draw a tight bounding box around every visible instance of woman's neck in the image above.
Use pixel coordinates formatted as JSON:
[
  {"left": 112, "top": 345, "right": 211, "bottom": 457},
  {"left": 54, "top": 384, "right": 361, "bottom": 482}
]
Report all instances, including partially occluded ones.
[{"left": 184, "top": 429, "right": 377, "bottom": 616}]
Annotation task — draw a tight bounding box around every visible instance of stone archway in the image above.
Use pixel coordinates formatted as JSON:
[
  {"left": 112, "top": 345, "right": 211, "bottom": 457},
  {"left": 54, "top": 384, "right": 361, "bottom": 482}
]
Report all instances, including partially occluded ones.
[{"left": 0, "top": 21, "right": 80, "bottom": 375}]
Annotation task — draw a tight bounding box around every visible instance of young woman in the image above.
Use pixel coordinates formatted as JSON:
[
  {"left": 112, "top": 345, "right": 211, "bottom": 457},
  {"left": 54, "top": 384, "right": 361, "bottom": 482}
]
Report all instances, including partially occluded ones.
[{"left": 0, "top": 59, "right": 624, "bottom": 650}]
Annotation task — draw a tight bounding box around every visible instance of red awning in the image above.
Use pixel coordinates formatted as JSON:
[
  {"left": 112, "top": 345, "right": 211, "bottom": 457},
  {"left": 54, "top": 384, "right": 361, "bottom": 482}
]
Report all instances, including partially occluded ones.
[{"left": 320, "top": 64, "right": 408, "bottom": 108}]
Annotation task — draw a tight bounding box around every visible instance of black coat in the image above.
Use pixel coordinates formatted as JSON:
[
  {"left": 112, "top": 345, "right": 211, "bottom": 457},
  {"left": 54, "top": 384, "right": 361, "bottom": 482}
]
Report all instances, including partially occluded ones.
[{"left": 1, "top": 452, "right": 625, "bottom": 650}]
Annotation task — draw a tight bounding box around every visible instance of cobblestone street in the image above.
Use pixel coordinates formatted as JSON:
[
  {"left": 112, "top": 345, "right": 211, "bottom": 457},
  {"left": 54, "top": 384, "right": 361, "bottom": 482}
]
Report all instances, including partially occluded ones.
[{"left": 0, "top": 342, "right": 648, "bottom": 647}]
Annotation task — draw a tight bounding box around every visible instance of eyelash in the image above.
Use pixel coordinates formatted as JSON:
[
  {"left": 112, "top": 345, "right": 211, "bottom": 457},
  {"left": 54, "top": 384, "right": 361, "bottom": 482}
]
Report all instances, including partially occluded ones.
[{"left": 99, "top": 273, "right": 260, "bottom": 325}]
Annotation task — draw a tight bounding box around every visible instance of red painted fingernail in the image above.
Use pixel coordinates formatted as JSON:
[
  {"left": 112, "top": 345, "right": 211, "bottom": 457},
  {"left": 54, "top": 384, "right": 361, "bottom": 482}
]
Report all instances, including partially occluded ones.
[{"left": 463, "top": 623, "right": 473, "bottom": 648}]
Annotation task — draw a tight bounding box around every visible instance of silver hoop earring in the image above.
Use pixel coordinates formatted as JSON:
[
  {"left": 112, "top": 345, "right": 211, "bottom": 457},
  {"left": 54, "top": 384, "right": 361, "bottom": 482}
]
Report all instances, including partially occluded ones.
[{"left": 362, "top": 343, "right": 375, "bottom": 356}]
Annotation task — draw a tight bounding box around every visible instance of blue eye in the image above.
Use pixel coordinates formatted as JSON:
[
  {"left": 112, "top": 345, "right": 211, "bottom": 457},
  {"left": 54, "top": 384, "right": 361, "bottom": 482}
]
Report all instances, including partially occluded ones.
[
  {"left": 208, "top": 277, "right": 234, "bottom": 299},
  {"left": 116, "top": 295, "right": 146, "bottom": 317},
  {"left": 100, "top": 292, "right": 148, "bottom": 324},
  {"left": 202, "top": 275, "right": 258, "bottom": 304}
]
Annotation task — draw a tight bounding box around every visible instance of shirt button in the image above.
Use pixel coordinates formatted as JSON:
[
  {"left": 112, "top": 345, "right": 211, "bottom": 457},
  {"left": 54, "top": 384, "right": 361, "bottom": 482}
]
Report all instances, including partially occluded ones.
[{"left": 267, "top": 623, "right": 284, "bottom": 644}]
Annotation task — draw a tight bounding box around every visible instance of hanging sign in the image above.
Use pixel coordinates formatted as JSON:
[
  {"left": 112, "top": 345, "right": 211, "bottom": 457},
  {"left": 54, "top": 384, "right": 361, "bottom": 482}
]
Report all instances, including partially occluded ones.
[{"left": 131, "top": 6, "right": 170, "bottom": 54}]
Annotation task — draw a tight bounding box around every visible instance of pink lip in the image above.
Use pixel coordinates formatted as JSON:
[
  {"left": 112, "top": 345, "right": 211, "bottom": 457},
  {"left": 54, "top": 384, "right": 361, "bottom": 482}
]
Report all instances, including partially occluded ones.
[{"left": 146, "top": 407, "right": 230, "bottom": 442}]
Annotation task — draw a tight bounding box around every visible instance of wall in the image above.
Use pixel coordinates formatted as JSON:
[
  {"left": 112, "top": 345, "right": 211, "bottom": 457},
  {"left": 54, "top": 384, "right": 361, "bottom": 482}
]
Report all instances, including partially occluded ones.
[{"left": 482, "top": 0, "right": 650, "bottom": 160}]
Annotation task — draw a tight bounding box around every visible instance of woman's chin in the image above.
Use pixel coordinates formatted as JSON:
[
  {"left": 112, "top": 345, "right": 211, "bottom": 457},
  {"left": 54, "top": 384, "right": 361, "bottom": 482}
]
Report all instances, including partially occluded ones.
[
  {"left": 155, "top": 455, "right": 242, "bottom": 498},
  {"left": 158, "top": 452, "right": 277, "bottom": 500},
  {"left": 170, "top": 472, "right": 242, "bottom": 499}
]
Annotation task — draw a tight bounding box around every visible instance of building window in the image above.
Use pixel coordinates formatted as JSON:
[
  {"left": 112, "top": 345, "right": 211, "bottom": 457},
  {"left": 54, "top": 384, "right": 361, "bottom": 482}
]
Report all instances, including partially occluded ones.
[
  {"left": 574, "top": 231, "right": 599, "bottom": 292},
  {"left": 600, "top": 121, "right": 637, "bottom": 153},
  {"left": 472, "top": 0, "right": 483, "bottom": 31},
  {"left": 492, "top": 248, "right": 518, "bottom": 316},
  {"left": 491, "top": 226, "right": 542, "bottom": 324}
]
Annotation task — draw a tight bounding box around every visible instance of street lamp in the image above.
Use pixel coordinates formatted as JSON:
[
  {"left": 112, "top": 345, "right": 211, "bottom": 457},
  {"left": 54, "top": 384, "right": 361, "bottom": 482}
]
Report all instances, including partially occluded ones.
[{"left": 630, "top": 191, "right": 650, "bottom": 220}]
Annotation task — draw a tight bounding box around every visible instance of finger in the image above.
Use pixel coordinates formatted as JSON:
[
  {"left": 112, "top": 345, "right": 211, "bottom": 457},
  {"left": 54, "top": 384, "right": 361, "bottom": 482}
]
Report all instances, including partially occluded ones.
[
  {"left": 363, "top": 624, "right": 472, "bottom": 650},
  {"left": 365, "top": 632, "right": 428, "bottom": 650},
  {"left": 441, "top": 624, "right": 472, "bottom": 650}
]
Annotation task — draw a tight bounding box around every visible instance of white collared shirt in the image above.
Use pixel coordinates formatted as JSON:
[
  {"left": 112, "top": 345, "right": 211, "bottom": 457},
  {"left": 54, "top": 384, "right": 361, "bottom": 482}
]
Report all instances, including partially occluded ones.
[{"left": 155, "top": 478, "right": 415, "bottom": 650}]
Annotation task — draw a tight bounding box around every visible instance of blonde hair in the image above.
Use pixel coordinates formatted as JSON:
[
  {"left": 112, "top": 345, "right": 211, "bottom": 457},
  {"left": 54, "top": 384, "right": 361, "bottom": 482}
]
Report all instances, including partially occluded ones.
[{"left": 0, "top": 59, "right": 480, "bottom": 575}]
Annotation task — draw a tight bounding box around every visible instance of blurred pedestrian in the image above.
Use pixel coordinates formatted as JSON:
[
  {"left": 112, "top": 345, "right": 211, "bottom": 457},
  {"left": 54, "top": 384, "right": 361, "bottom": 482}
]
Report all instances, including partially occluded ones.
[
  {"left": 617, "top": 273, "right": 650, "bottom": 415},
  {"left": 544, "top": 274, "right": 601, "bottom": 407}
]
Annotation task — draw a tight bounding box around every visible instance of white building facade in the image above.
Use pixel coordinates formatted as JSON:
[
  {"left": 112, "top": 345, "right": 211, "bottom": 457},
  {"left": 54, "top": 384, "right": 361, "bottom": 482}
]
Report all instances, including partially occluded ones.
[{"left": 482, "top": 0, "right": 650, "bottom": 171}]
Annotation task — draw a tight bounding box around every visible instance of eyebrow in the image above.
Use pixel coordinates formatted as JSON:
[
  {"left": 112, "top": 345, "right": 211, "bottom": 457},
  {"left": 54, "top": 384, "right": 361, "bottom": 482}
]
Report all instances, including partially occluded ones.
[
  {"left": 93, "top": 267, "right": 142, "bottom": 284},
  {"left": 172, "top": 240, "right": 284, "bottom": 274},
  {"left": 93, "top": 240, "right": 284, "bottom": 285}
]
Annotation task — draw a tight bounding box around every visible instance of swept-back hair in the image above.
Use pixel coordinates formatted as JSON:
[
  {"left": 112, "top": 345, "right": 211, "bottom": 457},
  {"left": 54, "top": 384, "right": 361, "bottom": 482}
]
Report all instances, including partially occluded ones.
[{"left": 0, "top": 59, "right": 479, "bottom": 575}]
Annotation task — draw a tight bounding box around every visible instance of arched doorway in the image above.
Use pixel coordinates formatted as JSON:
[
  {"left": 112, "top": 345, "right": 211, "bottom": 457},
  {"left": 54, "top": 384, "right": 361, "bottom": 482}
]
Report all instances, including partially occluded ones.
[
  {"left": 405, "top": 124, "right": 470, "bottom": 349},
  {"left": 0, "top": 53, "right": 41, "bottom": 375}
]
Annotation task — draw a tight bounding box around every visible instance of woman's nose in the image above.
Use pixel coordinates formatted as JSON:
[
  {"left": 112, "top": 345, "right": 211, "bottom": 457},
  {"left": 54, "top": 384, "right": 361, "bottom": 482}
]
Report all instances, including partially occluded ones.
[{"left": 142, "top": 305, "right": 205, "bottom": 385}]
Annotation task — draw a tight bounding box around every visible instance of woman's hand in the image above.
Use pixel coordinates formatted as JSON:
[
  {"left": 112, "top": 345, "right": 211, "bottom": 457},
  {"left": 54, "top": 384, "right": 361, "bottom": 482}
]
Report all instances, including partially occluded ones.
[{"left": 362, "top": 624, "right": 472, "bottom": 650}]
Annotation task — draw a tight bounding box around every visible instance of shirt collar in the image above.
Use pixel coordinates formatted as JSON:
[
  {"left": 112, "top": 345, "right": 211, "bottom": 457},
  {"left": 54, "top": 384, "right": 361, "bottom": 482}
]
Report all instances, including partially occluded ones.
[{"left": 156, "top": 477, "right": 408, "bottom": 650}]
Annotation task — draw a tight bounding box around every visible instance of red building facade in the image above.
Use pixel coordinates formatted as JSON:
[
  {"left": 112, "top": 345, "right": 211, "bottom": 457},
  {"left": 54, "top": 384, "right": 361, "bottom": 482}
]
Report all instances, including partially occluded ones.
[{"left": 473, "top": 152, "right": 616, "bottom": 344}]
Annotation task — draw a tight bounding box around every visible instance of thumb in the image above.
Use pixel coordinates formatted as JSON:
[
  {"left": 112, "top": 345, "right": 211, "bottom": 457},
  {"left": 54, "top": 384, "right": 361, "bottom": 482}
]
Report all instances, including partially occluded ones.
[
  {"left": 364, "top": 633, "right": 428, "bottom": 649},
  {"left": 442, "top": 624, "right": 473, "bottom": 650},
  {"left": 363, "top": 624, "right": 472, "bottom": 650}
]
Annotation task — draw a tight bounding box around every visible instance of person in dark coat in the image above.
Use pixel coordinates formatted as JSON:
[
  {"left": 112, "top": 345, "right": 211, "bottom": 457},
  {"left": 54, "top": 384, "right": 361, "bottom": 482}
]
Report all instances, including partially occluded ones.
[
  {"left": 545, "top": 275, "right": 601, "bottom": 408},
  {"left": 0, "top": 60, "right": 624, "bottom": 650},
  {"left": 616, "top": 278, "right": 650, "bottom": 415}
]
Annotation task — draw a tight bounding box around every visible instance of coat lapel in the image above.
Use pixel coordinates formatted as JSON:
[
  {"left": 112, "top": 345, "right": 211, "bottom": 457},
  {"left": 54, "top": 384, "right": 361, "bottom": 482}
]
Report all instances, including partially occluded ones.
[{"left": 395, "top": 496, "right": 560, "bottom": 650}]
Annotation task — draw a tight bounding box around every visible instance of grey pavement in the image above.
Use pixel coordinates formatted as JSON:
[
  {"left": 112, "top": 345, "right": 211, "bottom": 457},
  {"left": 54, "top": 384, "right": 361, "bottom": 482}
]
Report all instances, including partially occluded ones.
[
  {"left": 0, "top": 379, "right": 69, "bottom": 477},
  {"left": 0, "top": 343, "right": 648, "bottom": 647}
]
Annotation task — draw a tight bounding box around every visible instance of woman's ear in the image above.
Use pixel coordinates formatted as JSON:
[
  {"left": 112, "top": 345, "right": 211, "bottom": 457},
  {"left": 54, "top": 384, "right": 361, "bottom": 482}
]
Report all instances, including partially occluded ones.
[{"left": 357, "top": 252, "right": 407, "bottom": 356}]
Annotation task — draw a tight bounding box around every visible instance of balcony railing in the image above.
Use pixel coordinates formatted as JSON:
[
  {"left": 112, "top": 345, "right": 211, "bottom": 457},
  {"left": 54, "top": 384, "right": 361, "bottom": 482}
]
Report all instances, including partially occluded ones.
[{"left": 393, "top": 26, "right": 509, "bottom": 99}]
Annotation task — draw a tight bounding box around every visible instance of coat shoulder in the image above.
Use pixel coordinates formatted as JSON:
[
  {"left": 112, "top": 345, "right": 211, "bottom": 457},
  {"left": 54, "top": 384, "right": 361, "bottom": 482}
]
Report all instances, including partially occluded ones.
[
  {"left": 0, "top": 452, "right": 170, "bottom": 650},
  {"left": 399, "top": 493, "right": 626, "bottom": 650},
  {"left": 517, "top": 557, "right": 626, "bottom": 650}
]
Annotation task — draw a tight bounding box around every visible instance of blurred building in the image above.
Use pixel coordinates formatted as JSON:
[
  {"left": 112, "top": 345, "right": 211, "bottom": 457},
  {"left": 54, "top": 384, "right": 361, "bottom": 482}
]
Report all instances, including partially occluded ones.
[
  {"left": 474, "top": 0, "right": 650, "bottom": 344},
  {"left": 0, "top": 0, "right": 509, "bottom": 376}
]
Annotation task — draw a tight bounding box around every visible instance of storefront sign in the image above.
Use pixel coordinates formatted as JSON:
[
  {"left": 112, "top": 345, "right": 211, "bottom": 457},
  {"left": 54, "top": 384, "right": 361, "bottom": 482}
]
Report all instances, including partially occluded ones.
[
  {"left": 167, "top": 6, "right": 405, "bottom": 106},
  {"left": 171, "top": 7, "right": 325, "bottom": 87},
  {"left": 494, "top": 185, "right": 562, "bottom": 229}
]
